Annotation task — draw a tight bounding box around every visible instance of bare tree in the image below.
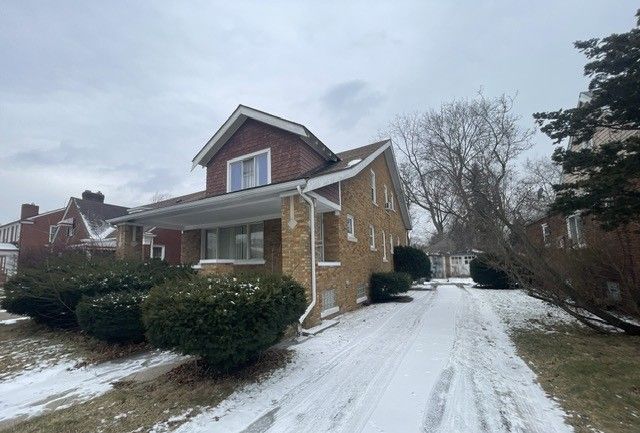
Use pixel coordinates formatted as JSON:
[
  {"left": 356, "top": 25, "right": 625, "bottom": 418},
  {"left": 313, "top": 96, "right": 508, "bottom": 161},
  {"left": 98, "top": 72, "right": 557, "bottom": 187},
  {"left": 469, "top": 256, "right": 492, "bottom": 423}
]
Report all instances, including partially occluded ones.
[{"left": 387, "top": 93, "right": 533, "bottom": 248}]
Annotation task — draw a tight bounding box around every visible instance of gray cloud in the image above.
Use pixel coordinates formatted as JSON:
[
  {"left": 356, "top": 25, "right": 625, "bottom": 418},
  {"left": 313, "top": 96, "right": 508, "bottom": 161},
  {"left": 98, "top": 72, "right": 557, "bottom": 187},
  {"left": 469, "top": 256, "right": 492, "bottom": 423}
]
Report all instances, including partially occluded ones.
[
  {"left": 320, "top": 80, "right": 385, "bottom": 128},
  {"left": 0, "top": 1, "right": 637, "bottom": 227}
]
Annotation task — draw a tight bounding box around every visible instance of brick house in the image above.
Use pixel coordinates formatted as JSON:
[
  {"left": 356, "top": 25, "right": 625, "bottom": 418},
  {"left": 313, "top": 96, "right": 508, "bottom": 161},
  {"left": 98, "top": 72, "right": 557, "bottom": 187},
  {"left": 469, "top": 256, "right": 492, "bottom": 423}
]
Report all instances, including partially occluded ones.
[
  {"left": 109, "top": 105, "right": 412, "bottom": 327},
  {"left": 0, "top": 204, "right": 65, "bottom": 283},
  {"left": 526, "top": 91, "right": 640, "bottom": 301},
  {"left": 49, "top": 190, "right": 183, "bottom": 264},
  {"left": 0, "top": 192, "right": 183, "bottom": 282}
]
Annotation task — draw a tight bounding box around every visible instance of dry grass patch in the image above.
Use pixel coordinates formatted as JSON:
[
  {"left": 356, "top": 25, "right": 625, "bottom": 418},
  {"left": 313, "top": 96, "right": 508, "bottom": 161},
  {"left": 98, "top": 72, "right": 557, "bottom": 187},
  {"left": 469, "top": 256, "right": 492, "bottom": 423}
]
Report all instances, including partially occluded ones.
[
  {"left": 4, "top": 349, "right": 293, "bottom": 433},
  {"left": 0, "top": 320, "right": 149, "bottom": 380},
  {"left": 513, "top": 325, "right": 640, "bottom": 433}
]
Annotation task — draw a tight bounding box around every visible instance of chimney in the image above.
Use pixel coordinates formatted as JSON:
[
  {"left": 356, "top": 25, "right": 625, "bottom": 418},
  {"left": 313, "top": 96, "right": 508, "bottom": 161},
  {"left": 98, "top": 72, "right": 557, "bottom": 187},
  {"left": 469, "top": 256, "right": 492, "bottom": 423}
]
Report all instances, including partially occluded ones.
[
  {"left": 21, "top": 203, "right": 39, "bottom": 220},
  {"left": 81, "top": 190, "right": 105, "bottom": 203}
]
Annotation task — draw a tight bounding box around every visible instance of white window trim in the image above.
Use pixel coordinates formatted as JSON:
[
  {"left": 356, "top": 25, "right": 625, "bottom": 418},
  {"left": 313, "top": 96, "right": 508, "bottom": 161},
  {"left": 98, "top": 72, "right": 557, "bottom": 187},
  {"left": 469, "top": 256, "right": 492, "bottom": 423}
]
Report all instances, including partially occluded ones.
[
  {"left": 48, "top": 225, "right": 56, "bottom": 243},
  {"left": 356, "top": 295, "right": 368, "bottom": 304},
  {"left": 346, "top": 214, "right": 356, "bottom": 242},
  {"left": 541, "top": 223, "right": 549, "bottom": 245},
  {"left": 321, "top": 306, "right": 340, "bottom": 318},
  {"left": 226, "top": 148, "right": 272, "bottom": 193},
  {"left": 201, "top": 221, "right": 265, "bottom": 261},
  {"left": 369, "top": 225, "right": 376, "bottom": 250},
  {"left": 390, "top": 234, "right": 394, "bottom": 254},
  {"left": 198, "top": 258, "right": 266, "bottom": 266},
  {"left": 370, "top": 169, "right": 377, "bottom": 205},
  {"left": 382, "top": 230, "right": 388, "bottom": 262},
  {"left": 318, "top": 261, "right": 341, "bottom": 267},
  {"left": 384, "top": 184, "right": 389, "bottom": 207},
  {"left": 152, "top": 244, "right": 166, "bottom": 260}
]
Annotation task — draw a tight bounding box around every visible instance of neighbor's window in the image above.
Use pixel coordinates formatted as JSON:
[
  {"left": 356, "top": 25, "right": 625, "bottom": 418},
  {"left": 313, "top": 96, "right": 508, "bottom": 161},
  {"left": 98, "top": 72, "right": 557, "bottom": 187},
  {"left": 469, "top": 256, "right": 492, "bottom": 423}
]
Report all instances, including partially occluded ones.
[
  {"left": 566, "top": 214, "right": 585, "bottom": 247},
  {"left": 369, "top": 225, "right": 376, "bottom": 250},
  {"left": 356, "top": 284, "right": 367, "bottom": 300},
  {"left": 384, "top": 184, "right": 389, "bottom": 206},
  {"left": 228, "top": 150, "right": 270, "bottom": 192},
  {"left": 48, "top": 225, "right": 56, "bottom": 243},
  {"left": 390, "top": 234, "right": 394, "bottom": 254},
  {"left": 370, "top": 170, "right": 377, "bottom": 204},
  {"left": 346, "top": 214, "right": 355, "bottom": 239},
  {"left": 322, "top": 288, "right": 337, "bottom": 311},
  {"left": 541, "top": 223, "right": 550, "bottom": 245},
  {"left": 204, "top": 222, "right": 263, "bottom": 260},
  {"left": 151, "top": 245, "right": 165, "bottom": 260}
]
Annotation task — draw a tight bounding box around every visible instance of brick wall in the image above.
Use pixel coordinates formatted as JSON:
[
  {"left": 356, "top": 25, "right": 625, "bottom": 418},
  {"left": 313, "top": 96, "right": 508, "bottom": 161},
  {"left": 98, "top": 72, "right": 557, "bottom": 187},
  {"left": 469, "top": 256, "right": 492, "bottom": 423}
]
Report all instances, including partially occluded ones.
[
  {"left": 181, "top": 230, "right": 201, "bottom": 264},
  {"left": 115, "top": 224, "right": 143, "bottom": 260},
  {"left": 150, "top": 228, "right": 182, "bottom": 264},
  {"left": 205, "top": 120, "right": 327, "bottom": 196},
  {"left": 17, "top": 209, "right": 65, "bottom": 266},
  {"left": 280, "top": 153, "right": 409, "bottom": 327}
]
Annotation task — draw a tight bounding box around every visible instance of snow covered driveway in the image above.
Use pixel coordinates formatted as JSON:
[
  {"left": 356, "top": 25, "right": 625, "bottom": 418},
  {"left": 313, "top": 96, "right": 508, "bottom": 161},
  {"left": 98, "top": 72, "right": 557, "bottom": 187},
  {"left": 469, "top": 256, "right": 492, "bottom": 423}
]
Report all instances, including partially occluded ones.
[{"left": 177, "top": 285, "right": 573, "bottom": 433}]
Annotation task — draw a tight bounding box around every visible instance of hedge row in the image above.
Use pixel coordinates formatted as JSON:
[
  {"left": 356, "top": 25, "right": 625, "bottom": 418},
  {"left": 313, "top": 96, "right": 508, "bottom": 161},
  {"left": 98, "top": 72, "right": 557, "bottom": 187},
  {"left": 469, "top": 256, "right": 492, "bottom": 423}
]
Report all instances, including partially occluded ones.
[
  {"left": 1, "top": 256, "right": 194, "bottom": 328},
  {"left": 143, "top": 273, "right": 307, "bottom": 371},
  {"left": 76, "top": 291, "right": 148, "bottom": 343},
  {"left": 370, "top": 272, "right": 412, "bottom": 302}
]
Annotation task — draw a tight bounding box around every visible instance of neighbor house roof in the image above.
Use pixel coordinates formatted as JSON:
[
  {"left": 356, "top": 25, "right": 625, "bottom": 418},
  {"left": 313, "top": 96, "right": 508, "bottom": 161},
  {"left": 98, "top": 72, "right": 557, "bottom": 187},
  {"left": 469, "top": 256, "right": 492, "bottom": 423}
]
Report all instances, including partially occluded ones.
[
  {"left": 56, "top": 197, "right": 129, "bottom": 242},
  {"left": 191, "top": 105, "right": 339, "bottom": 168}
]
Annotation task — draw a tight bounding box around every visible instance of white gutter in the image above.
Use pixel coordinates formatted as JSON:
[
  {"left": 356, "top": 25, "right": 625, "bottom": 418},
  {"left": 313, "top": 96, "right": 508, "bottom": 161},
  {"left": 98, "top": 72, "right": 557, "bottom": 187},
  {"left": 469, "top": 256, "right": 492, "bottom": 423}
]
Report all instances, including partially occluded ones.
[{"left": 296, "top": 185, "right": 317, "bottom": 325}]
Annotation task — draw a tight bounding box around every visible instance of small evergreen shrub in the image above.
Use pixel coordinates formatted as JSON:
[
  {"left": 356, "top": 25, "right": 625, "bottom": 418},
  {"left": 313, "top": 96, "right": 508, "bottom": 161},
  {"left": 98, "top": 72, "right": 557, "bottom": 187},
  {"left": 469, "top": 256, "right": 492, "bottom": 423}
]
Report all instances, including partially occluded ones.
[
  {"left": 76, "top": 291, "right": 147, "bottom": 343},
  {"left": 142, "top": 273, "right": 307, "bottom": 371},
  {"left": 370, "top": 272, "right": 412, "bottom": 302},
  {"left": 470, "top": 255, "right": 511, "bottom": 289},
  {"left": 393, "top": 246, "right": 431, "bottom": 281},
  {"left": 1, "top": 256, "right": 194, "bottom": 328}
]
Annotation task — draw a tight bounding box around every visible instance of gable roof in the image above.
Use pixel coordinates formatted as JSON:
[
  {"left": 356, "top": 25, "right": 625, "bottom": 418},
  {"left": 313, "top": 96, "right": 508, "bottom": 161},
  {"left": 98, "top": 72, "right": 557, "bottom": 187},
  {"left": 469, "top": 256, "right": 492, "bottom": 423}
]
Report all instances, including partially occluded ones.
[
  {"left": 191, "top": 105, "right": 339, "bottom": 169},
  {"left": 57, "top": 197, "right": 129, "bottom": 241}
]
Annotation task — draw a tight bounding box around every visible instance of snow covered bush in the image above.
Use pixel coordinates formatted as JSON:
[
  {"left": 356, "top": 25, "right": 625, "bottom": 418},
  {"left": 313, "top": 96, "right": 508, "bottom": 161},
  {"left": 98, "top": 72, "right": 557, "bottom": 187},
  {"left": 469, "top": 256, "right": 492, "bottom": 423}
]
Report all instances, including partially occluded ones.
[
  {"left": 393, "top": 246, "right": 431, "bottom": 281},
  {"left": 470, "top": 255, "right": 511, "bottom": 289},
  {"left": 76, "top": 290, "right": 147, "bottom": 343},
  {"left": 142, "top": 273, "right": 307, "bottom": 371},
  {"left": 370, "top": 272, "right": 412, "bottom": 302},
  {"left": 1, "top": 256, "right": 194, "bottom": 328}
]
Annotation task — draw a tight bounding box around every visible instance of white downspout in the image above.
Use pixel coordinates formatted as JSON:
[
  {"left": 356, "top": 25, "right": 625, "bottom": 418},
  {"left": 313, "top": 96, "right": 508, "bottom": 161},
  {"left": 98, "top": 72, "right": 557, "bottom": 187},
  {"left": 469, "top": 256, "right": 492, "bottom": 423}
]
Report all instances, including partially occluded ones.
[{"left": 297, "top": 185, "right": 317, "bottom": 326}]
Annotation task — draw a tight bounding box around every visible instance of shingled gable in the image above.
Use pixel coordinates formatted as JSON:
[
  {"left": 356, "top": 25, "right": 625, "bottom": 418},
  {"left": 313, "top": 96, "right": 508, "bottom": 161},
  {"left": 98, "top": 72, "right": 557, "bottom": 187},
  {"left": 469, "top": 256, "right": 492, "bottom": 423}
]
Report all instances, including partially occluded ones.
[{"left": 191, "top": 105, "right": 339, "bottom": 169}]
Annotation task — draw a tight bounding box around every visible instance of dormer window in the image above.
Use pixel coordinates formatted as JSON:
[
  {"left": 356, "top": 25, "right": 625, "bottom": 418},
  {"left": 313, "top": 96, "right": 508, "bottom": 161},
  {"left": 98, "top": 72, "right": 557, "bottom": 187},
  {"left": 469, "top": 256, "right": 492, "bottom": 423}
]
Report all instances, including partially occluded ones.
[{"left": 227, "top": 149, "right": 271, "bottom": 193}]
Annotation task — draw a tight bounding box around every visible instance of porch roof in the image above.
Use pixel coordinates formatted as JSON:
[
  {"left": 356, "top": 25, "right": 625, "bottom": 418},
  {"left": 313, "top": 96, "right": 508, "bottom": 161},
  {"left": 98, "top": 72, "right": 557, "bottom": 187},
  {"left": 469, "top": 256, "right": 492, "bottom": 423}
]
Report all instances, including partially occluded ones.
[{"left": 107, "top": 179, "right": 314, "bottom": 230}]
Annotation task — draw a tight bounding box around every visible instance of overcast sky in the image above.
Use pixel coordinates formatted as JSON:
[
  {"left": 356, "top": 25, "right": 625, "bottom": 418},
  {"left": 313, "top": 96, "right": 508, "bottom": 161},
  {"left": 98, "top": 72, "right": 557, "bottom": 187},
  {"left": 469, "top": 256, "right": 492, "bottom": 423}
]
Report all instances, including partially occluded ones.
[{"left": 1, "top": 1, "right": 637, "bottom": 227}]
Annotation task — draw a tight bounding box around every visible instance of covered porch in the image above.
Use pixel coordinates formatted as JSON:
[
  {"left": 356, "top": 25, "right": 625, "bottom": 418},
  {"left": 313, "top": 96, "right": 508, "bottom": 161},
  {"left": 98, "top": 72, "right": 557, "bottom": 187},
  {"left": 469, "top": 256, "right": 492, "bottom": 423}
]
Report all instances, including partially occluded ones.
[{"left": 108, "top": 180, "right": 341, "bottom": 277}]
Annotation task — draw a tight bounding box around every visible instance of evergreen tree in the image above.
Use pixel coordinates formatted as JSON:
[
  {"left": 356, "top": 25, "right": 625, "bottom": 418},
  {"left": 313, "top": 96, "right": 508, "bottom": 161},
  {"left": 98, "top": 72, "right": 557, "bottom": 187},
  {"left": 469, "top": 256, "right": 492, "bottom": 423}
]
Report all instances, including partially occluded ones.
[{"left": 534, "top": 10, "right": 640, "bottom": 230}]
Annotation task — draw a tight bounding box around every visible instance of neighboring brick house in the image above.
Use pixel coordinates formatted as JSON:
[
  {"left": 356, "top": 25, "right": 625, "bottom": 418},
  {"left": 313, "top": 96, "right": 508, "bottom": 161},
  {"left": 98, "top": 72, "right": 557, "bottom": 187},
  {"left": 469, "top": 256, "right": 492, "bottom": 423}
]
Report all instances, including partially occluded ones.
[
  {"left": 0, "top": 192, "right": 183, "bottom": 282},
  {"left": 0, "top": 204, "right": 65, "bottom": 282},
  {"left": 50, "top": 190, "right": 183, "bottom": 264},
  {"left": 110, "top": 105, "right": 412, "bottom": 327},
  {"left": 526, "top": 91, "right": 640, "bottom": 301}
]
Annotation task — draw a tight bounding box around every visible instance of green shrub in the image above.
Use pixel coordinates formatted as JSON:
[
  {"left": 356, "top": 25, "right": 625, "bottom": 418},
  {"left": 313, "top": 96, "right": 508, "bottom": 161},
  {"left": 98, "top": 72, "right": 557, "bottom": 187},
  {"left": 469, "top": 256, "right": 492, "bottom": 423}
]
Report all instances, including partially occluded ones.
[
  {"left": 370, "top": 272, "right": 412, "bottom": 302},
  {"left": 393, "top": 246, "right": 431, "bottom": 281},
  {"left": 142, "top": 273, "right": 307, "bottom": 371},
  {"left": 470, "top": 255, "right": 511, "bottom": 289},
  {"left": 1, "top": 256, "right": 194, "bottom": 328},
  {"left": 76, "top": 291, "right": 147, "bottom": 343}
]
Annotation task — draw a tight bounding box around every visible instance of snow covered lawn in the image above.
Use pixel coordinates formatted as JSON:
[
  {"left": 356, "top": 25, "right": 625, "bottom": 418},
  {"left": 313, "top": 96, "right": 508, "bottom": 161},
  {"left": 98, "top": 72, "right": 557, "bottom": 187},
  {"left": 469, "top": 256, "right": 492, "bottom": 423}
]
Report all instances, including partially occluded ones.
[
  {"left": 173, "top": 285, "right": 574, "bottom": 433},
  {"left": 0, "top": 350, "right": 184, "bottom": 426}
]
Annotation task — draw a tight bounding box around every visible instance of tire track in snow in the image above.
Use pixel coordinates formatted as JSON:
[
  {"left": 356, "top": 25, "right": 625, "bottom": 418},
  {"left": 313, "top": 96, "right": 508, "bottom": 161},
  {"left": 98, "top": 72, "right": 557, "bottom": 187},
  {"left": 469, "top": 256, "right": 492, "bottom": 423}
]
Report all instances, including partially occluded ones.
[{"left": 420, "top": 287, "right": 572, "bottom": 433}]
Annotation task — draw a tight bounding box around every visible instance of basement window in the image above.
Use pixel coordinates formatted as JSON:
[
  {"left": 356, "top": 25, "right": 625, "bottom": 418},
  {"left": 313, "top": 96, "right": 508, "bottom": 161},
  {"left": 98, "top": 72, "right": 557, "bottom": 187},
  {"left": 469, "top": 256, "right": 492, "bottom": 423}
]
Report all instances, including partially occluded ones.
[
  {"left": 227, "top": 149, "right": 271, "bottom": 192},
  {"left": 321, "top": 288, "right": 339, "bottom": 318}
]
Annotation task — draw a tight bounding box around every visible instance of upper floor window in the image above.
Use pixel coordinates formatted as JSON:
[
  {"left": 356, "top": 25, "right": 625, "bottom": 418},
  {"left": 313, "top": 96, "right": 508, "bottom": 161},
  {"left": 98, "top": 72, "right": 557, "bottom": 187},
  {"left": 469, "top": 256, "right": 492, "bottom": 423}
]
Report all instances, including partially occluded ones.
[
  {"left": 370, "top": 170, "right": 377, "bottom": 204},
  {"left": 227, "top": 149, "right": 271, "bottom": 193},
  {"left": 49, "top": 225, "right": 56, "bottom": 243}
]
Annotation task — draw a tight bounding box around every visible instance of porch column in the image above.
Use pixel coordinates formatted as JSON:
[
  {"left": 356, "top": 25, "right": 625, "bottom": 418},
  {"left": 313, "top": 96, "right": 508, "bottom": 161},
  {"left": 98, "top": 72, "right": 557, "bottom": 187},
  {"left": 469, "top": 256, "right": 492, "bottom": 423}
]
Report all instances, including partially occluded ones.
[
  {"left": 281, "top": 195, "right": 315, "bottom": 324},
  {"left": 181, "top": 229, "right": 201, "bottom": 265},
  {"left": 115, "top": 224, "right": 144, "bottom": 260}
]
